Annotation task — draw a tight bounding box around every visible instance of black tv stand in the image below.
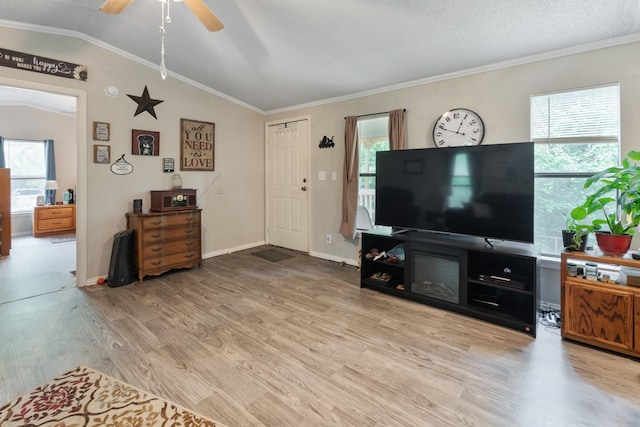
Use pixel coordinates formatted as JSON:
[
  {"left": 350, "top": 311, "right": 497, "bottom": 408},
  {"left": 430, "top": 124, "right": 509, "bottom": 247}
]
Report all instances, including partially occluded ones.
[
  {"left": 360, "top": 229, "right": 539, "bottom": 336},
  {"left": 484, "top": 237, "right": 495, "bottom": 249}
]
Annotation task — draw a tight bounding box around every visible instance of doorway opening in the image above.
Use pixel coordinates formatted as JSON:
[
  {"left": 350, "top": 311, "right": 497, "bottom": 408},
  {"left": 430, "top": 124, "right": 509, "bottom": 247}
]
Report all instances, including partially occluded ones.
[{"left": 0, "top": 84, "right": 79, "bottom": 303}]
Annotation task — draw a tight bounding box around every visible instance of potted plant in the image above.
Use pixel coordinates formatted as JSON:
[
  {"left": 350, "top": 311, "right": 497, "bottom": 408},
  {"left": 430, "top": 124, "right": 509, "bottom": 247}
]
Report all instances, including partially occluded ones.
[
  {"left": 570, "top": 150, "right": 640, "bottom": 256},
  {"left": 562, "top": 216, "right": 592, "bottom": 252}
]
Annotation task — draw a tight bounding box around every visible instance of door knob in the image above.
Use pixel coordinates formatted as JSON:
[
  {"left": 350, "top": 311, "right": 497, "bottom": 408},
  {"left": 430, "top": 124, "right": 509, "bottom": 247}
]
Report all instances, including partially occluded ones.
[{"left": 301, "top": 186, "right": 307, "bottom": 191}]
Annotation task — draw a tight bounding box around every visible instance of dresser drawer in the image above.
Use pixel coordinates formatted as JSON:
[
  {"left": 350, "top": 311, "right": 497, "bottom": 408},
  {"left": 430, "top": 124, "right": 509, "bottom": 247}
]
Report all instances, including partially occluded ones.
[
  {"left": 142, "top": 238, "right": 199, "bottom": 258},
  {"left": 142, "top": 226, "right": 199, "bottom": 243},
  {"left": 142, "top": 250, "right": 201, "bottom": 271},
  {"left": 142, "top": 211, "right": 199, "bottom": 229},
  {"left": 38, "top": 207, "right": 74, "bottom": 220},
  {"left": 38, "top": 217, "right": 74, "bottom": 231}
]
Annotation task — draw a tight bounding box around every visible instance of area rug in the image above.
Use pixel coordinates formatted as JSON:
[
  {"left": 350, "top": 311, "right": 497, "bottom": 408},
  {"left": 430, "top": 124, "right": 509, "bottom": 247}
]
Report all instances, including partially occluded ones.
[
  {"left": 252, "top": 248, "right": 294, "bottom": 262},
  {"left": 0, "top": 365, "right": 220, "bottom": 426}
]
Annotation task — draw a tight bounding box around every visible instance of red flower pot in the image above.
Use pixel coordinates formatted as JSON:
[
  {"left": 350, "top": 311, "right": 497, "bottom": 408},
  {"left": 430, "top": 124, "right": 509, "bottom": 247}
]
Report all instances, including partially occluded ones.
[{"left": 595, "top": 232, "right": 633, "bottom": 256}]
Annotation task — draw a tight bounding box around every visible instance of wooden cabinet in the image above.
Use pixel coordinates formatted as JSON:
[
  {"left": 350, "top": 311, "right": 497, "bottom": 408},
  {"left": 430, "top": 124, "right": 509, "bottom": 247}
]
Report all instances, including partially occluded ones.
[
  {"left": 33, "top": 204, "right": 76, "bottom": 237},
  {"left": 126, "top": 209, "right": 202, "bottom": 282},
  {"left": 0, "top": 168, "right": 11, "bottom": 257},
  {"left": 561, "top": 251, "right": 640, "bottom": 358}
]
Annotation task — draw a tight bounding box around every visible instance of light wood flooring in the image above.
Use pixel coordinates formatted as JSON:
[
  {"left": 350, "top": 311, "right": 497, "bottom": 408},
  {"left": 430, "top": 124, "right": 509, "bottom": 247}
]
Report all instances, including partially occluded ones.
[{"left": 1, "top": 246, "right": 640, "bottom": 426}]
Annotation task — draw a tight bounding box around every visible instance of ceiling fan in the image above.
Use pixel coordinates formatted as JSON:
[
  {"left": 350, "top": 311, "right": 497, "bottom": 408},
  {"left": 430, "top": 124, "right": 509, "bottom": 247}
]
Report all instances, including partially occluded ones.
[
  {"left": 99, "top": 0, "right": 224, "bottom": 32},
  {"left": 100, "top": 0, "right": 223, "bottom": 79}
]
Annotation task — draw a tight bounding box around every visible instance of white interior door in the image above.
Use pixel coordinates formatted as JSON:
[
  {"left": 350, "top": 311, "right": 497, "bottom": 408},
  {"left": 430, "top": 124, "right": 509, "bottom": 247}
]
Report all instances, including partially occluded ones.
[{"left": 267, "top": 119, "right": 309, "bottom": 252}]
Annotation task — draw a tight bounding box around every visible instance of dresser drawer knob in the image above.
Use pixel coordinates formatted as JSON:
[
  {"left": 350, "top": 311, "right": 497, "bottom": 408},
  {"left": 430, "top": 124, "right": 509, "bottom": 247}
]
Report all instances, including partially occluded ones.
[
  {"left": 151, "top": 260, "right": 163, "bottom": 266},
  {"left": 151, "top": 233, "right": 161, "bottom": 239},
  {"left": 151, "top": 220, "right": 162, "bottom": 225},
  {"left": 184, "top": 254, "right": 194, "bottom": 259},
  {"left": 151, "top": 247, "right": 162, "bottom": 252},
  {"left": 184, "top": 241, "right": 193, "bottom": 247}
]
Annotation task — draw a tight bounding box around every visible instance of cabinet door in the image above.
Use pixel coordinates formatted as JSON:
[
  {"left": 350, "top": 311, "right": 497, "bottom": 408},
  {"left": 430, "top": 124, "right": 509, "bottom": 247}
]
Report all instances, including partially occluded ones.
[
  {"left": 565, "top": 281, "right": 633, "bottom": 351},
  {"left": 635, "top": 295, "right": 640, "bottom": 353}
]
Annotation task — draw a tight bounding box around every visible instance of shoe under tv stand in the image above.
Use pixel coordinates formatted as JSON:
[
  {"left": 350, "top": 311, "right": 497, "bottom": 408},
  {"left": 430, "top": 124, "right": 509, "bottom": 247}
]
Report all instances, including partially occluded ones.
[{"left": 360, "top": 229, "right": 540, "bottom": 336}]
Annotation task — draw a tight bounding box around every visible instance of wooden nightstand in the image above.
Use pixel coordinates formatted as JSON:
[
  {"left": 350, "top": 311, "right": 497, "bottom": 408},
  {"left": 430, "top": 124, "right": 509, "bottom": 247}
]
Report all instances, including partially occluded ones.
[{"left": 33, "top": 204, "right": 76, "bottom": 237}]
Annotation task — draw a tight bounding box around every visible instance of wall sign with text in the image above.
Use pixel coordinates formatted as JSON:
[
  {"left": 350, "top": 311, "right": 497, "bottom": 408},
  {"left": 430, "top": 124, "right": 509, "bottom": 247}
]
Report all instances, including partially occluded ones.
[
  {"left": 0, "top": 47, "right": 87, "bottom": 81},
  {"left": 180, "top": 118, "right": 215, "bottom": 171}
]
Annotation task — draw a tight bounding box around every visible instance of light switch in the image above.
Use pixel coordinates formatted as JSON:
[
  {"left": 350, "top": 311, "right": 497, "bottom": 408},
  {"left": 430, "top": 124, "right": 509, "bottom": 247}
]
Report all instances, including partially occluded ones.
[
  {"left": 318, "top": 171, "right": 326, "bottom": 181},
  {"left": 331, "top": 171, "right": 337, "bottom": 181}
]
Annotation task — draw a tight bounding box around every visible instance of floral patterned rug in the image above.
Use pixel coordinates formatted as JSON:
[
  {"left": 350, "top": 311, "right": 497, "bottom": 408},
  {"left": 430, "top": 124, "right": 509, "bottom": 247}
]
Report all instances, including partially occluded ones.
[{"left": 0, "top": 365, "right": 220, "bottom": 426}]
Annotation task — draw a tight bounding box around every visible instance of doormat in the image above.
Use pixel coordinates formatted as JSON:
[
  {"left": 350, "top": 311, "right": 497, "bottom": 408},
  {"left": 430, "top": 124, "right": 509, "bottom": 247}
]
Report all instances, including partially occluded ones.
[
  {"left": 252, "top": 248, "right": 294, "bottom": 262},
  {"left": 49, "top": 234, "right": 75, "bottom": 244}
]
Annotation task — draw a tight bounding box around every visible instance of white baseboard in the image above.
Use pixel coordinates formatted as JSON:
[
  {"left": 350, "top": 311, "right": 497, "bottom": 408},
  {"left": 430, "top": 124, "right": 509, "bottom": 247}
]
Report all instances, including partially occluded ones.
[
  {"left": 202, "top": 240, "right": 266, "bottom": 259},
  {"left": 308, "top": 250, "right": 358, "bottom": 267},
  {"left": 540, "top": 301, "right": 560, "bottom": 311}
]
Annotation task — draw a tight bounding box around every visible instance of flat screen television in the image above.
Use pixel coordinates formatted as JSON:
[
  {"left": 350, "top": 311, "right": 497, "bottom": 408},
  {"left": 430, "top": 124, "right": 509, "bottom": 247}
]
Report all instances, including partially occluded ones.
[{"left": 375, "top": 142, "right": 534, "bottom": 243}]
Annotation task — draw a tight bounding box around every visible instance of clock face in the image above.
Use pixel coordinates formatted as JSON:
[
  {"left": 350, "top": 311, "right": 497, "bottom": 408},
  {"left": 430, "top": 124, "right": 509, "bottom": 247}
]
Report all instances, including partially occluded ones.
[{"left": 433, "top": 108, "right": 485, "bottom": 148}]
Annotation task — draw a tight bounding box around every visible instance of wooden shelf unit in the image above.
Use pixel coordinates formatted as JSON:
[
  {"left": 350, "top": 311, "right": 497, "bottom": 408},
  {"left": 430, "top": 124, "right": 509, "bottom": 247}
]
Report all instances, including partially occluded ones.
[
  {"left": 561, "top": 251, "right": 640, "bottom": 358},
  {"left": 33, "top": 204, "right": 76, "bottom": 237},
  {"left": 126, "top": 209, "right": 202, "bottom": 282}
]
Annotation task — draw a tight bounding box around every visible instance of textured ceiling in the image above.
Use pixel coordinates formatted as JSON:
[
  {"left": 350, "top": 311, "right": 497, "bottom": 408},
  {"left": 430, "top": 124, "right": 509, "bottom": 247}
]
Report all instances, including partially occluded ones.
[{"left": 1, "top": 0, "right": 640, "bottom": 113}]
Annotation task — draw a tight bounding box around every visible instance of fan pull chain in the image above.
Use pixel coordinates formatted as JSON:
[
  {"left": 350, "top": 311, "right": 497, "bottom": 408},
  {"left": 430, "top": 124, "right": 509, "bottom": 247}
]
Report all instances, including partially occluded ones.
[{"left": 159, "top": 0, "right": 169, "bottom": 80}]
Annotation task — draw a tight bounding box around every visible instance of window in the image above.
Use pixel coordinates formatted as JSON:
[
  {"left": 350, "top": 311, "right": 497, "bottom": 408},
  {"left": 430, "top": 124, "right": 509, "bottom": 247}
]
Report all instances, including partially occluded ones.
[
  {"left": 531, "top": 84, "right": 620, "bottom": 255},
  {"left": 358, "top": 116, "right": 389, "bottom": 224},
  {"left": 3, "top": 139, "right": 46, "bottom": 212}
]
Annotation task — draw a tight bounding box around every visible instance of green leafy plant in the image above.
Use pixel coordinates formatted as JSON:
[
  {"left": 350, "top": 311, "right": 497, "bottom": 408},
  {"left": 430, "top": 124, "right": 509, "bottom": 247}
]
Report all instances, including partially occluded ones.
[
  {"left": 570, "top": 150, "right": 640, "bottom": 236},
  {"left": 563, "top": 215, "right": 594, "bottom": 250}
]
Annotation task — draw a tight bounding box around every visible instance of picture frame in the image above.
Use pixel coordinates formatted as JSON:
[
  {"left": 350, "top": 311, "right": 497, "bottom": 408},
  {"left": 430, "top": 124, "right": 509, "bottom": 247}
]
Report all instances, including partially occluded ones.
[
  {"left": 93, "top": 121, "right": 110, "bottom": 141},
  {"left": 163, "top": 158, "right": 175, "bottom": 173},
  {"left": 132, "top": 129, "right": 160, "bottom": 156},
  {"left": 93, "top": 144, "right": 111, "bottom": 164},
  {"left": 180, "top": 118, "right": 215, "bottom": 171}
]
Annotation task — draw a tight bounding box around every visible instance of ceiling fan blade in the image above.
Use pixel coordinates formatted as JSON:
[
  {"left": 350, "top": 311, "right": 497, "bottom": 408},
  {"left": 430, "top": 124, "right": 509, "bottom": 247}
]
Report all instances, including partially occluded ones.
[
  {"left": 182, "top": 0, "right": 224, "bottom": 32},
  {"left": 99, "top": 0, "right": 135, "bottom": 14}
]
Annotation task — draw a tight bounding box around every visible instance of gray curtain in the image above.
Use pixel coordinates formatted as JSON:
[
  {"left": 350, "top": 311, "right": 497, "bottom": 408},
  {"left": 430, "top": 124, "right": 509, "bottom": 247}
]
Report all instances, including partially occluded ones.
[
  {"left": 339, "top": 116, "right": 359, "bottom": 238},
  {"left": 0, "top": 136, "right": 5, "bottom": 168},
  {"left": 44, "top": 139, "right": 56, "bottom": 204},
  {"left": 389, "top": 109, "right": 406, "bottom": 150}
]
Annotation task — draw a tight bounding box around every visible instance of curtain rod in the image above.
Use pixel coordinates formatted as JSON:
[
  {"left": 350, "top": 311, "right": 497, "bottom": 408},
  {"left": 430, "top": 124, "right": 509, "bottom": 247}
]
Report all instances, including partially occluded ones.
[{"left": 344, "top": 108, "right": 406, "bottom": 120}]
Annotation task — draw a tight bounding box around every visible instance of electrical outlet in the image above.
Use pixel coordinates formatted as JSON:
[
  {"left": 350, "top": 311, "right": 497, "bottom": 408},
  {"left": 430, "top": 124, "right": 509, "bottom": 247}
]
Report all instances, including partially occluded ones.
[{"left": 326, "top": 233, "right": 332, "bottom": 243}]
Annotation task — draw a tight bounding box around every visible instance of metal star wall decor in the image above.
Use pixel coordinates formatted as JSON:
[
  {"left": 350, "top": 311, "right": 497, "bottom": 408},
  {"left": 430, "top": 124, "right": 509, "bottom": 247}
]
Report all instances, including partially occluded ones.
[{"left": 127, "top": 86, "right": 163, "bottom": 119}]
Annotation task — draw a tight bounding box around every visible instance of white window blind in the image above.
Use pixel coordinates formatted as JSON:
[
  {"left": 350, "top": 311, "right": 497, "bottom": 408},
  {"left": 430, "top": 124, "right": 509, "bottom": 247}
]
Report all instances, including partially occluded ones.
[{"left": 531, "top": 84, "right": 620, "bottom": 143}]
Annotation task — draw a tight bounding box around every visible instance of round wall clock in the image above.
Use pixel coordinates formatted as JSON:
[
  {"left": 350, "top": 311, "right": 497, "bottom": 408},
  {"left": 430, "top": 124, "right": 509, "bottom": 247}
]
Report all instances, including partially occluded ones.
[{"left": 432, "top": 108, "right": 485, "bottom": 148}]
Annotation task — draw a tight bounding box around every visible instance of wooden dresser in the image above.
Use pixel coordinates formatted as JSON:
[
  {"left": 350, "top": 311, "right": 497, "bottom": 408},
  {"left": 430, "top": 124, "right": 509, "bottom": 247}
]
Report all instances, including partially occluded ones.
[
  {"left": 126, "top": 209, "right": 202, "bottom": 282},
  {"left": 33, "top": 204, "right": 76, "bottom": 237}
]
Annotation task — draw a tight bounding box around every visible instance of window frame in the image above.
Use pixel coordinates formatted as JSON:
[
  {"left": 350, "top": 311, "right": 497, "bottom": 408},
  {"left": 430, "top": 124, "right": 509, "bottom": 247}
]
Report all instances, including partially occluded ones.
[
  {"left": 357, "top": 116, "right": 390, "bottom": 225},
  {"left": 531, "top": 83, "right": 620, "bottom": 256},
  {"left": 3, "top": 138, "right": 47, "bottom": 213}
]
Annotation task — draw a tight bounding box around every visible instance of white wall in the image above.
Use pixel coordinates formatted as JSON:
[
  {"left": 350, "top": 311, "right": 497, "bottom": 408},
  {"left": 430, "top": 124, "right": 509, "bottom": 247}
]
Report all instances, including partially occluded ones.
[
  {"left": 267, "top": 41, "right": 640, "bottom": 306},
  {"left": 0, "top": 26, "right": 266, "bottom": 285}
]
